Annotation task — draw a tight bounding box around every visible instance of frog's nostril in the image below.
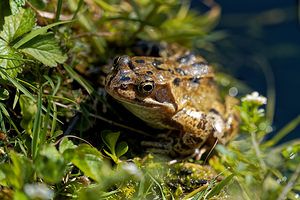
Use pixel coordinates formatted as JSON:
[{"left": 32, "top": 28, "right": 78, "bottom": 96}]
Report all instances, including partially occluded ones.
[{"left": 120, "top": 83, "right": 127, "bottom": 89}]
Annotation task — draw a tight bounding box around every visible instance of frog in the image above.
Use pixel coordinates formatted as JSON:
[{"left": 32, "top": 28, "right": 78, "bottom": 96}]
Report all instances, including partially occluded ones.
[{"left": 105, "top": 47, "right": 240, "bottom": 157}]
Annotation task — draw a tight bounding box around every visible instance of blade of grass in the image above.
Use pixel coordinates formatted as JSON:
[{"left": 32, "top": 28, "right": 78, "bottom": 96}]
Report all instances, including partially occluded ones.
[
  {"left": 130, "top": 0, "right": 141, "bottom": 19},
  {"left": 53, "top": 0, "right": 63, "bottom": 34},
  {"left": 137, "top": 175, "right": 146, "bottom": 197},
  {"left": 47, "top": 95, "right": 77, "bottom": 105},
  {"left": 43, "top": 75, "right": 61, "bottom": 137},
  {"left": 253, "top": 56, "right": 275, "bottom": 123},
  {"left": 63, "top": 63, "right": 94, "bottom": 95},
  {"left": 39, "top": 98, "right": 51, "bottom": 146},
  {"left": 0, "top": 103, "right": 7, "bottom": 134},
  {"left": 13, "top": 88, "right": 19, "bottom": 109},
  {"left": 67, "top": 0, "right": 106, "bottom": 59},
  {"left": 63, "top": 63, "right": 111, "bottom": 110},
  {"left": 263, "top": 114, "right": 300, "bottom": 147},
  {"left": 17, "top": 138, "right": 27, "bottom": 157},
  {"left": 0, "top": 69, "right": 36, "bottom": 99},
  {"left": 13, "top": 20, "right": 71, "bottom": 49},
  {"left": 93, "top": 0, "right": 116, "bottom": 12},
  {"left": 0, "top": 69, "right": 62, "bottom": 124},
  {"left": 206, "top": 174, "right": 234, "bottom": 199},
  {"left": 31, "top": 87, "right": 42, "bottom": 160},
  {"left": 0, "top": 55, "right": 35, "bottom": 62},
  {"left": 0, "top": 103, "right": 21, "bottom": 135},
  {"left": 149, "top": 174, "right": 167, "bottom": 200},
  {"left": 183, "top": 169, "right": 228, "bottom": 200},
  {"left": 16, "top": 78, "right": 38, "bottom": 91},
  {"left": 67, "top": 0, "right": 84, "bottom": 31}
]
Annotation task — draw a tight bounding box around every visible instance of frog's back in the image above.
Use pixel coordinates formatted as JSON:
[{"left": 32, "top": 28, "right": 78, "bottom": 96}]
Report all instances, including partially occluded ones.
[{"left": 132, "top": 51, "right": 221, "bottom": 113}]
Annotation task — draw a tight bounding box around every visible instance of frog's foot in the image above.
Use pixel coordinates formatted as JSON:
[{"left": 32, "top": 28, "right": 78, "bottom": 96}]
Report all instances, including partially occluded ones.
[{"left": 141, "top": 133, "right": 174, "bottom": 154}]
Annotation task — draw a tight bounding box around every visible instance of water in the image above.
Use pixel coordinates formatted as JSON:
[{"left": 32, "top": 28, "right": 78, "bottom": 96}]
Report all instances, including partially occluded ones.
[{"left": 192, "top": 0, "right": 300, "bottom": 142}]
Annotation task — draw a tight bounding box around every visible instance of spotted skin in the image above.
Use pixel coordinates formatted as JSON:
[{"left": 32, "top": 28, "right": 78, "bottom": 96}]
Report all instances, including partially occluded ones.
[{"left": 105, "top": 45, "right": 240, "bottom": 157}]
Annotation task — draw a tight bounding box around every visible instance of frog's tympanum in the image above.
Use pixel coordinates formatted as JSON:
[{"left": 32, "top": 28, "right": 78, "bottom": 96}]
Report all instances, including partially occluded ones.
[{"left": 105, "top": 48, "right": 240, "bottom": 157}]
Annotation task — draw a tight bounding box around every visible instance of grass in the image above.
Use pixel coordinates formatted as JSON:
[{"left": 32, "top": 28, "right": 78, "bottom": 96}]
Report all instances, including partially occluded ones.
[{"left": 0, "top": 0, "right": 299, "bottom": 199}]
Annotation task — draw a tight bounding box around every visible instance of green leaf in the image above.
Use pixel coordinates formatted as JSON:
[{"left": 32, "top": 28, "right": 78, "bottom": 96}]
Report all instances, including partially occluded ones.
[
  {"left": 0, "top": 39, "right": 23, "bottom": 79},
  {"left": 0, "top": 8, "right": 35, "bottom": 43},
  {"left": 0, "top": 151, "right": 34, "bottom": 189},
  {"left": 19, "top": 94, "right": 37, "bottom": 135},
  {"left": 13, "top": 20, "right": 71, "bottom": 49},
  {"left": 0, "top": 68, "right": 63, "bottom": 124},
  {"left": 14, "top": 190, "right": 30, "bottom": 200},
  {"left": 31, "top": 87, "right": 42, "bottom": 160},
  {"left": 19, "top": 33, "right": 67, "bottom": 66},
  {"left": 101, "top": 130, "right": 120, "bottom": 156},
  {"left": 116, "top": 141, "right": 128, "bottom": 158},
  {"left": 13, "top": 88, "right": 19, "bottom": 109},
  {"left": 0, "top": 104, "right": 6, "bottom": 133},
  {"left": 206, "top": 174, "right": 235, "bottom": 199},
  {"left": 63, "top": 63, "right": 95, "bottom": 95},
  {"left": 59, "top": 137, "right": 77, "bottom": 154},
  {"left": 63, "top": 144, "right": 104, "bottom": 181},
  {"left": 35, "top": 145, "right": 67, "bottom": 184},
  {"left": 9, "top": 0, "right": 25, "bottom": 15},
  {"left": 0, "top": 88, "right": 9, "bottom": 100}
]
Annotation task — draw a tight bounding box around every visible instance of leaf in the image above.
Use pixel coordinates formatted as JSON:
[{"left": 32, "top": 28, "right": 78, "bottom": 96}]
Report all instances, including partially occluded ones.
[
  {"left": 63, "top": 145, "right": 104, "bottom": 181},
  {"left": 13, "top": 20, "right": 71, "bottom": 49},
  {"left": 101, "top": 130, "right": 120, "bottom": 155},
  {"left": 63, "top": 63, "right": 95, "bottom": 95},
  {"left": 35, "top": 145, "right": 67, "bottom": 184},
  {"left": 116, "top": 141, "right": 128, "bottom": 158},
  {"left": 19, "top": 95, "right": 37, "bottom": 135},
  {"left": 0, "top": 68, "right": 63, "bottom": 124},
  {"left": 0, "top": 39, "right": 24, "bottom": 79},
  {"left": 0, "top": 104, "right": 6, "bottom": 133},
  {"left": 14, "top": 190, "right": 30, "bottom": 200},
  {"left": 206, "top": 174, "right": 235, "bottom": 199},
  {"left": 59, "top": 137, "right": 77, "bottom": 154},
  {"left": 31, "top": 88, "right": 42, "bottom": 160},
  {"left": 0, "top": 151, "right": 34, "bottom": 189},
  {"left": 13, "top": 88, "right": 19, "bottom": 109},
  {"left": 0, "top": 88, "right": 9, "bottom": 100},
  {"left": 9, "top": 0, "right": 25, "bottom": 15},
  {"left": 19, "top": 33, "right": 67, "bottom": 67},
  {"left": 0, "top": 8, "right": 35, "bottom": 43}
]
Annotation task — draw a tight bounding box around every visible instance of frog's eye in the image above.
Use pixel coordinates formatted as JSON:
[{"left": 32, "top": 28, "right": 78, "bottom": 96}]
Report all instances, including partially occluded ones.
[
  {"left": 112, "top": 56, "right": 121, "bottom": 70},
  {"left": 138, "top": 80, "right": 155, "bottom": 95}
]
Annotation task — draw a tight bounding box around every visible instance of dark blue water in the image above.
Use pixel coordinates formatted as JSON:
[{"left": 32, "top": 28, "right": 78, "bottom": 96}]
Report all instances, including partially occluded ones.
[{"left": 192, "top": 0, "right": 300, "bottom": 142}]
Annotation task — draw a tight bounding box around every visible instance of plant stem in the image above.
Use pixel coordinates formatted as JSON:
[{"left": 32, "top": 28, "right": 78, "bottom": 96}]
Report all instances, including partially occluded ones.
[
  {"left": 277, "top": 162, "right": 300, "bottom": 200},
  {"left": 251, "top": 131, "right": 266, "bottom": 172},
  {"left": 129, "top": 3, "right": 159, "bottom": 42}
]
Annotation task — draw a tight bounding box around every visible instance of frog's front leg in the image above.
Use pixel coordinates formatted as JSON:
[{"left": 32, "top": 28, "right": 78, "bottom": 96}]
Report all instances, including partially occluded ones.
[
  {"left": 205, "top": 96, "right": 241, "bottom": 146},
  {"left": 171, "top": 106, "right": 225, "bottom": 157}
]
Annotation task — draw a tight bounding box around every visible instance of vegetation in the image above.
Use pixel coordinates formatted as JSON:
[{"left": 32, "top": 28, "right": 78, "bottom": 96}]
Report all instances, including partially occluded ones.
[{"left": 0, "top": 0, "right": 299, "bottom": 199}]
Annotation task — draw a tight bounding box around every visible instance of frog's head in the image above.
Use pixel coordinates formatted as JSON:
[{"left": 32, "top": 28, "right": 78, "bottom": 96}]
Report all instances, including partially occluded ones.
[{"left": 105, "top": 56, "right": 177, "bottom": 125}]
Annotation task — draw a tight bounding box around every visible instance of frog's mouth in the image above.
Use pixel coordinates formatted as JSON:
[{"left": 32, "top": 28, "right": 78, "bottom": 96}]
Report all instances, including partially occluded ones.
[
  {"left": 108, "top": 86, "right": 176, "bottom": 111},
  {"left": 106, "top": 81, "right": 176, "bottom": 113}
]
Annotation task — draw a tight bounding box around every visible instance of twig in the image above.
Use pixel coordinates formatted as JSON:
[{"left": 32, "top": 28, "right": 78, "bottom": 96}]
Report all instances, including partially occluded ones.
[
  {"left": 251, "top": 131, "right": 266, "bottom": 171},
  {"left": 25, "top": 0, "right": 48, "bottom": 25},
  {"left": 38, "top": 11, "right": 73, "bottom": 21}
]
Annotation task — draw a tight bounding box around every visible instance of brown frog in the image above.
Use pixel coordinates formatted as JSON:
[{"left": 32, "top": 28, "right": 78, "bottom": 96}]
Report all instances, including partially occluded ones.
[{"left": 105, "top": 49, "right": 240, "bottom": 157}]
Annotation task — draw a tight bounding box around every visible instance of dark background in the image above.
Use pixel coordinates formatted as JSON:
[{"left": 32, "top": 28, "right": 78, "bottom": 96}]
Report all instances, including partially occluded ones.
[{"left": 192, "top": 0, "right": 300, "bottom": 142}]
